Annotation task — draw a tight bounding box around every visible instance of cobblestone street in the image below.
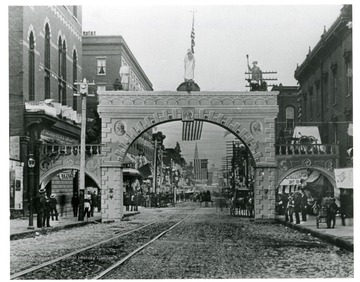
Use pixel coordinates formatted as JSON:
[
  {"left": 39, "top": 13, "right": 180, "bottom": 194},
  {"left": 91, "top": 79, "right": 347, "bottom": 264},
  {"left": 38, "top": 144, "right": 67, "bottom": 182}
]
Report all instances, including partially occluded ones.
[{"left": 10, "top": 202, "right": 353, "bottom": 279}]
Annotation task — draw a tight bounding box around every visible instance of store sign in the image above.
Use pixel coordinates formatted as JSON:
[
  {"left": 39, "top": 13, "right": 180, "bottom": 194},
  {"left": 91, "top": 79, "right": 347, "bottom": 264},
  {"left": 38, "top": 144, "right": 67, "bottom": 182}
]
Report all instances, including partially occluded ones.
[
  {"left": 57, "top": 170, "right": 76, "bottom": 180},
  {"left": 334, "top": 168, "right": 353, "bottom": 189},
  {"left": 9, "top": 136, "right": 20, "bottom": 161}
]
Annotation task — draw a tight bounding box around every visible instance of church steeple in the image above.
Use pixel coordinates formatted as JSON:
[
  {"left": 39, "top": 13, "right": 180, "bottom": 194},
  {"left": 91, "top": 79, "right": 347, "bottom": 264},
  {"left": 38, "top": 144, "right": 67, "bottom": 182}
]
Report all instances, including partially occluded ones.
[{"left": 194, "top": 142, "right": 199, "bottom": 159}]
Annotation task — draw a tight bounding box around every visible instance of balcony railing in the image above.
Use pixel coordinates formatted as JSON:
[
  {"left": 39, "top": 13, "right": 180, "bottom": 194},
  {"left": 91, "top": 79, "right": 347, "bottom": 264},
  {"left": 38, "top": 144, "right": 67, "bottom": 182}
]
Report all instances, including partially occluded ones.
[
  {"left": 41, "top": 144, "right": 102, "bottom": 158},
  {"left": 275, "top": 143, "right": 339, "bottom": 156}
]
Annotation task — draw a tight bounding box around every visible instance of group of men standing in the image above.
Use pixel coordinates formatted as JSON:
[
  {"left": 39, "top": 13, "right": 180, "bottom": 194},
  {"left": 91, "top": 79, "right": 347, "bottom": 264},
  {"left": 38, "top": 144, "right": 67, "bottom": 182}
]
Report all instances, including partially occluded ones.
[
  {"left": 34, "top": 188, "right": 66, "bottom": 228},
  {"left": 279, "top": 191, "right": 308, "bottom": 224}
]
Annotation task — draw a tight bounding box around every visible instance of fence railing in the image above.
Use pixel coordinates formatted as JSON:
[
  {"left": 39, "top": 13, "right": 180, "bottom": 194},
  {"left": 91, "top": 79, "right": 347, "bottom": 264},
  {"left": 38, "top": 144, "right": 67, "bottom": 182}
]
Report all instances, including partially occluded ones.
[
  {"left": 274, "top": 143, "right": 339, "bottom": 156},
  {"left": 41, "top": 144, "right": 102, "bottom": 157}
]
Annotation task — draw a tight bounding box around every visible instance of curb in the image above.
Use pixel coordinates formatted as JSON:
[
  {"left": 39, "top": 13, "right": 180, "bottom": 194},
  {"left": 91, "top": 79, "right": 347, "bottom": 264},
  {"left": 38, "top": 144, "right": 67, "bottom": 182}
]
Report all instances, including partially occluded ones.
[
  {"left": 10, "top": 211, "right": 140, "bottom": 241},
  {"left": 276, "top": 218, "right": 353, "bottom": 252}
]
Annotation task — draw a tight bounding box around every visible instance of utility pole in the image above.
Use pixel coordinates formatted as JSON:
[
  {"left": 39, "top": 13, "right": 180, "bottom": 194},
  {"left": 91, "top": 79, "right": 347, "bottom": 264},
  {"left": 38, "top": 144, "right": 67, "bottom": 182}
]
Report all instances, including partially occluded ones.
[{"left": 74, "top": 78, "right": 95, "bottom": 221}]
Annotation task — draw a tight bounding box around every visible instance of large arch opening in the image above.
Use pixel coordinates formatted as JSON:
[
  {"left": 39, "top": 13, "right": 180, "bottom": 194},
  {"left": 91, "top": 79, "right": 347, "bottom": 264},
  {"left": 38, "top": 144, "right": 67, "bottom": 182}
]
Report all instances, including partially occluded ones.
[{"left": 116, "top": 119, "right": 260, "bottom": 219}]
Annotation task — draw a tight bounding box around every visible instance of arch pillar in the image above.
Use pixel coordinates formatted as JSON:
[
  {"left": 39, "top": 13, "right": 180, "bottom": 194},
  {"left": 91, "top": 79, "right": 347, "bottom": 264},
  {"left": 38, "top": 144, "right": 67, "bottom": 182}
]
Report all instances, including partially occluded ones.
[
  {"left": 100, "top": 162, "right": 124, "bottom": 222},
  {"left": 254, "top": 163, "right": 277, "bottom": 221}
]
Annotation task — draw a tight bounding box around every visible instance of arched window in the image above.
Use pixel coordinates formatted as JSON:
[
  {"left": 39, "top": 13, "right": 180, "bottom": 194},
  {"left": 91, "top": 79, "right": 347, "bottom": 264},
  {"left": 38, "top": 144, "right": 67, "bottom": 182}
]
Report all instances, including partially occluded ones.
[
  {"left": 58, "top": 36, "right": 62, "bottom": 103},
  {"left": 29, "top": 32, "right": 35, "bottom": 101},
  {"left": 61, "top": 40, "right": 67, "bottom": 105},
  {"left": 285, "top": 106, "right": 295, "bottom": 130},
  {"left": 44, "top": 24, "right": 51, "bottom": 99},
  {"left": 72, "top": 50, "right": 78, "bottom": 110}
]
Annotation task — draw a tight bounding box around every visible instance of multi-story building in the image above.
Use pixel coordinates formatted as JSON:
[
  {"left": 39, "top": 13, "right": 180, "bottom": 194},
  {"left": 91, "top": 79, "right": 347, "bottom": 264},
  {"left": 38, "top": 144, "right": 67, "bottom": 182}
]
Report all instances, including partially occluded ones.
[
  {"left": 82, "top": 33, "right": 153, "bottom": 119},
  {"left": 9, "top": 6, "right": 83, "bottom": 217},
  {"left": 272, "top": 85, "right": 299, "bottom": 142},
  {"left": 294, "top": 5, "right": 352, "bottom": 168}
]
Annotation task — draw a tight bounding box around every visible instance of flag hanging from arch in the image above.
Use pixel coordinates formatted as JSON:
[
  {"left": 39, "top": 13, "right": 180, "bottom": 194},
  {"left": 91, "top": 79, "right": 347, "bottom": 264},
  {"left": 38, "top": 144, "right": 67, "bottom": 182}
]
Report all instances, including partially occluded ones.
[{"left": 182, "top": 120, "right": 203, "bottom": 141}]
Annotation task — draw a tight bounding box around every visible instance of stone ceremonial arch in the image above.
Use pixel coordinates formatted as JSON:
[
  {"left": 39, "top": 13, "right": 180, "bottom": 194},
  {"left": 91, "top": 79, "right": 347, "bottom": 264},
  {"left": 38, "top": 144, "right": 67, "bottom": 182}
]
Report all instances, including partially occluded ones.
[{"left": 98, "top": 90, "right": 279, "bottom": 222}]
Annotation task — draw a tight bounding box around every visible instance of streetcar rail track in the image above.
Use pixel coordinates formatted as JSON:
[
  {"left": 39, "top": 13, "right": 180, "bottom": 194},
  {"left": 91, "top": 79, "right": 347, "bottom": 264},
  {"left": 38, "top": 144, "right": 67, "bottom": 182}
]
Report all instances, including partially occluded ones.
[
  {"left": 10, "top": 207, "right": 195, "bottom": 280},
  {"left": 93, "top": 208, "right": 198, "bottom": 279}
]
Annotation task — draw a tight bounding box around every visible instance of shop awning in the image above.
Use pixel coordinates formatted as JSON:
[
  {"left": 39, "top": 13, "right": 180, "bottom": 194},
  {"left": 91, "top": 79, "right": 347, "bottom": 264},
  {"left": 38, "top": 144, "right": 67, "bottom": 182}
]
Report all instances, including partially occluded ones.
[{"left": 123, "top": 168, "right": 141, "bottom": 176}]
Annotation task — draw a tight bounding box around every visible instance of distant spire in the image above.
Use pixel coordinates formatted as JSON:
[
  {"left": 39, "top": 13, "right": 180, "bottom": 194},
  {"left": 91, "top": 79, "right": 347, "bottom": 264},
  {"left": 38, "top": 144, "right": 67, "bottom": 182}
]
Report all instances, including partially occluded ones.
[
  {"left": 323, "top": 25, "right": 327, "bottom": 34},
  {"left": 194, "top": 142, "right": 199, "bottom": 159}
]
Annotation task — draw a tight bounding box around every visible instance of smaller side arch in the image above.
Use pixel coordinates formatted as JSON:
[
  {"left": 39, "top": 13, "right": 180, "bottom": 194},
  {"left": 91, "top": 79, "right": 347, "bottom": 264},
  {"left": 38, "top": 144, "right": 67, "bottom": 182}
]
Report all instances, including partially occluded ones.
[
  {"left": 40, "top": 166, "right": 101, "bottom": 189},
  {"left": 276, "top": 165, "right": 336, "bottom": 189}
]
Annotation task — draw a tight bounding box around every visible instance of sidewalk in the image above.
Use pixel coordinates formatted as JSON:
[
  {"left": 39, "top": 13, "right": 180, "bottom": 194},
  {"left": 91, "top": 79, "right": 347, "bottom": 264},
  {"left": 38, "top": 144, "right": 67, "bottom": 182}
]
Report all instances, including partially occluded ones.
[
  {"left": 10, "top": 210, "right": 140, "bottom": 240},
  {"left": 276, "top": 214, "right": 353, "bottom": 251}
]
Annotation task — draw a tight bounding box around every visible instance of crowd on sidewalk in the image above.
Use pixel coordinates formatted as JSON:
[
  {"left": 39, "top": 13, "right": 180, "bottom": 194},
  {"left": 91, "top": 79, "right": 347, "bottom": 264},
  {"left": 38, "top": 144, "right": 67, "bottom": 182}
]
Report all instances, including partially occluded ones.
[{"left": 277, "top": 190, "right": 346, "bottom": 229}]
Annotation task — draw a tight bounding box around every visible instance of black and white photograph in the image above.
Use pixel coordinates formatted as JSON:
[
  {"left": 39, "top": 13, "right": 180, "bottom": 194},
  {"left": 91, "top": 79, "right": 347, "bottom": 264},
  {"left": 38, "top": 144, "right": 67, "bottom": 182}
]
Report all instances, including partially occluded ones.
[{"left": 6, "top": 0, "right": 355, "bottom": 280}]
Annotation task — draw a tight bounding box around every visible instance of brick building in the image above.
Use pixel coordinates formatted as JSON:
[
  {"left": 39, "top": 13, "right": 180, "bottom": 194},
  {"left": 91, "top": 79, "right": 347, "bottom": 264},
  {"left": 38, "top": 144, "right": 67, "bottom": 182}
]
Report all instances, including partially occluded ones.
[
  {"left": 294, "top": 5, "right": 352, "bottom": 168},
  {"left": 9, "top": 6, "right": 83, "bottom": 217},
  {"left": 82, "top": 34, "right": 153, "bottom": 119},
  {"left": 273, "top": 85, "right": 299, "bottom": 142}
]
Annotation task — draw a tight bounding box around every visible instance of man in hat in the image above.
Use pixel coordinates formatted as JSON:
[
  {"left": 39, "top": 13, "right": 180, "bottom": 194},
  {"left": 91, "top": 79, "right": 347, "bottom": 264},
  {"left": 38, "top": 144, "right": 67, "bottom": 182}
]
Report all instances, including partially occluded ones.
[
  {"left": 184, "top": 48, "right": 195, "bottom": 82},
  {"left": 42, "top": 193, "right": 52, "bottom": 228},
  {"left": 34, "top": 187, "right": 46, "bottom": 228},
  {"left": 50, "top": 194, "right": 59, "bottom": 221},
  {"left": 248, "top": 61, "right": 263, "bottom": 91}
]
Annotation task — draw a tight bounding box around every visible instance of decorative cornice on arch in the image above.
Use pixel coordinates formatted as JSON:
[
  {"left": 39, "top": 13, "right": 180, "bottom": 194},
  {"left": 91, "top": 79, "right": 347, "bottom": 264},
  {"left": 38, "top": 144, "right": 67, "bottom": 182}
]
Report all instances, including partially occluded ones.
[
  {"left": 276, "top": 165, "right": 336, "bottom": 188},
  {"left": 40, "top": 166, "right": 101, "bottom": 189}
]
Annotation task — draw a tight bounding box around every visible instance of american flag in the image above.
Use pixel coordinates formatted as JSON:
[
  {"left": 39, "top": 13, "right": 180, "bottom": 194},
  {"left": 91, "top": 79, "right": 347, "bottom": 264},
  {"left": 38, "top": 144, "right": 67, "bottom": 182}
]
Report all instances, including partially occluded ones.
[
  {"left": 182, "top": 120, "right": 203, "bottom": 141},
  {"left": 191, "top": 24, "right": 195, "bottom": 54}
]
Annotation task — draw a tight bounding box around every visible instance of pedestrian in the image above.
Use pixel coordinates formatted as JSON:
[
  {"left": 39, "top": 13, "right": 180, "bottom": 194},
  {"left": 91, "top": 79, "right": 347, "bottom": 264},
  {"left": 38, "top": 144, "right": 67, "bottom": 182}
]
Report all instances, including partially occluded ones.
[
  {"left": 50, "top": 194, "right": 59, "bottom": 221},
  {"left": 84, "top": 197, "right": 91, "bottom": 221},
  {"left": 90, "top": 192, "right": 96, "bottom": 216},
  {"left": 59, "top": 193, "right": 66, "bottom": 216},
  {"left": 286, "top": 193, "right": 294, "bottom": 222},
  {"left": 42, "top": 194, "right": 51, "bottom": 228},
  {"left": 35, "top": 187, "right": 46, "bottom": 228},
  {"left": 293, "top": 192, "right": 302, "bottom": 224},
  {"left": 282, "top": 193, "right": 289, "bottom": 216},
  {"left": 300, "top": 191, "right": 308, "bottom": 221},
  {"left": 71, "top": 193, "right": 80, "bottom": 217},
  {"left": 327, "top": 198, "right": 339, "bottom": 228}
]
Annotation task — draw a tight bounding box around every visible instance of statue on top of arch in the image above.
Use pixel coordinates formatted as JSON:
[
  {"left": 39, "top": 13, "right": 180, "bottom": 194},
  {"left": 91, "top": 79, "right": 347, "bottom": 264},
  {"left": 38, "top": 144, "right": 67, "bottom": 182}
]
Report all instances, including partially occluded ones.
[{"left": 177, "top": 48, "right": 200, "bottom": 93}]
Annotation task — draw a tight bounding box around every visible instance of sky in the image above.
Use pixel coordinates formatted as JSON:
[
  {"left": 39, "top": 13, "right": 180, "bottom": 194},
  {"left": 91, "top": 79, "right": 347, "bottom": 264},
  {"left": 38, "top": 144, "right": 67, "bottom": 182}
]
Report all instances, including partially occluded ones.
[
  {"left": 82, "top": 3, "right": 343, "bottom": 91},
  {"left": 81, "top": 2, "right": 346, "bottom": 167},
  {"left": 2, "top": 1, "right": 354, "bottom": 168}
]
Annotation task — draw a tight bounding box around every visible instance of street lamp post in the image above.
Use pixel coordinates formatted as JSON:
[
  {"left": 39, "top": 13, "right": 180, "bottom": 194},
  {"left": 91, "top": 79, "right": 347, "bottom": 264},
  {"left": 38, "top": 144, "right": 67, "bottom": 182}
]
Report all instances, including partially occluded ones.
[
  {"left": 27, "top": 153, "right": 35, "bottom": 229},
  {"left": 74, "top": 78, "right": 95, "bottom": 221}
]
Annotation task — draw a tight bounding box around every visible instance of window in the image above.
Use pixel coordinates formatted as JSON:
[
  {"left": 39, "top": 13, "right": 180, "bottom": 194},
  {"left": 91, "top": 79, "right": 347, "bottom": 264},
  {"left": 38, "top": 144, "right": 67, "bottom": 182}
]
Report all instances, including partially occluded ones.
[
  {"left": 285, "top": 106, "right": 295, "bottom": 129},
  {"left": 331, "top": 63, "right": 338, "bottom": 105},
  {"left": 29, "top": 32, "right": 35, "bottom": 101},
  {"left": 309, "top": 87, "right": 313, "bottom": 119},
  {"left": 97, "top": 85, "right": 106, "bottom": 93},
  {"left": 345, "top": 61, "right": 352, "bottom": 96},
  {"left": 44, "top": 24, "right": 50, "bottom": 99},
  {"left": 73, "top": 6, "right": 78, "bottom": 18},
  {"left": 58, "top": 37, "right": 62, "bottom": 103},
  {"left": 72, "top": 50, "right": 78, "bottom": 111},
  {"left": 97, "top": 58, "right": 106, "bottom": 75},
  {"left": 61, "top": 41, "right": 67, "bottom": 105},
  {"left": 322, "top": 72, "right": 329, "bottom": 111}
]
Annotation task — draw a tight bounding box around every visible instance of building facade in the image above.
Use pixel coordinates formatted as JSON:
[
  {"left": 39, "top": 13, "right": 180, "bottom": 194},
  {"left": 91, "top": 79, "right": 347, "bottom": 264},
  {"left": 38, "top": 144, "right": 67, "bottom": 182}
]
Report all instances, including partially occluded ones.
[
  {"left": 9, "top": 6, "right": 83, "bottom": 217},
  {"left": 273, "top": 85, "right": 299, "bottom": 142},
  {"left": 294, "top": 5, "right": 352, "bottom": 168},
  {"left": 82, "top": 34, "right": 153, "bottom": 119}
]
